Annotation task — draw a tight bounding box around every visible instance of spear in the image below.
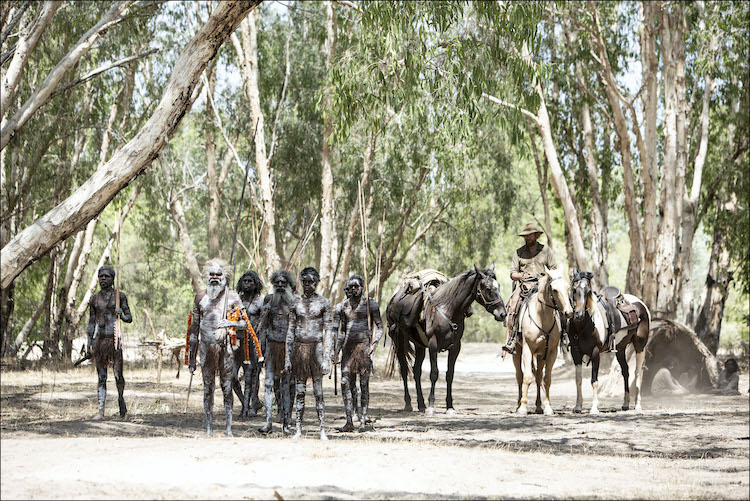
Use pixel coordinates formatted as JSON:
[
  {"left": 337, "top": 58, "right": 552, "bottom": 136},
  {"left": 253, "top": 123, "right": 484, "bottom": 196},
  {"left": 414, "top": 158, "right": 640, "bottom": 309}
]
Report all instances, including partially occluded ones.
[
  {"left": 357, "top": 181, "right": 374, "bottom": 375},
  {"left": 114, "top": 196, "right": 122, "bottom": 352}
]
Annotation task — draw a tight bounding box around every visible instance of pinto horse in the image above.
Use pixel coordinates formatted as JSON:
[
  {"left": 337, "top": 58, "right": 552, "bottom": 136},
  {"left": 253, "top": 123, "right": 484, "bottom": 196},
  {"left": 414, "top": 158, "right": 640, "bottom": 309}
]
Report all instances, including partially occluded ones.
[
  {"left": 512, "top": 267, "right": 573, "bottom": 415},
  {"left": 567, "top": 270, "right": 650, "bottom": 413},
  {"left": 387, "top": 264, "right": 507, "bottom": 415}
]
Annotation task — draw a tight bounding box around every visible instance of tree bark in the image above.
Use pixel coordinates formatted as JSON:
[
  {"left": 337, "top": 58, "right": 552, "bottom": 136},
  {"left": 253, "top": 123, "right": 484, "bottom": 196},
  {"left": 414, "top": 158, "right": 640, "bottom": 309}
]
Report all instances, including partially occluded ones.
[
  {"left": 525, "top": 120, "right": 554, "bottom": 251},
  {"left": 319, "top": 0, "right": 338, "bottom": 297},
  {"left": 654, "top": 4, "right": 687, "bottom": 319},
  {"left": 170, "top": 189, "right": 205, "bottom": 294},
  {"left": 589, "top": 7, "right": 640, "bottom": 294},
  {"left": 693, "top": 216, "right": 733, "bottom": 354},
  {"left": 640, "top": 0, "right": 660, "bottom": 311},
  {"left": 1, "top": 0, "right": 261, "bottom": 289},
  {"left": 1, "top": 1, "right": 134, "bottom": 151},
  {"left": 205, "top": 60, "right": 220, "bottom": 257},
  {"left": 331, "top": 130, "right": 377, "bottom": 303},
  {"left": 0, "top": 1, "right": 62, "bottom": 119},
  {"left": 233, "top": 10, "right": 281, "bottom": 279}
]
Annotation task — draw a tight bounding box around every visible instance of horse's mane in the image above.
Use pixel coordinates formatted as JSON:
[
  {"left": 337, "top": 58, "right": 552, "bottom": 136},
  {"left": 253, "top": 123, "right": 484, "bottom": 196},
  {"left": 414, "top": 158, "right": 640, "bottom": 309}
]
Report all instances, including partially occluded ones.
[{"left": 430, "top": 269, "right": 477, "bottom": 306}]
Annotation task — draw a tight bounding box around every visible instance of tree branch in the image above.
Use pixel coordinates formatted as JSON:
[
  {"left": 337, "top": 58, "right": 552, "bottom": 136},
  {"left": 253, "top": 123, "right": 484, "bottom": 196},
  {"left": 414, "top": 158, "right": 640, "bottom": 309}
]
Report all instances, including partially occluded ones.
[
  {"left": 481, "top": 92, "right": 540, "bottom": 127},
  {"left": 49, "top": 48, "right": 158, "bottom": 101}
]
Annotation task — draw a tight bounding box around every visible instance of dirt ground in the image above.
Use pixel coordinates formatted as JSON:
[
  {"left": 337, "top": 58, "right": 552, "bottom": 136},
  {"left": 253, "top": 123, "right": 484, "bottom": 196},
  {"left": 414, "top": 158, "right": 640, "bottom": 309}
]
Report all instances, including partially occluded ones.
[{"left": 2, "top": 342, "right": 748, "bottom": 499}]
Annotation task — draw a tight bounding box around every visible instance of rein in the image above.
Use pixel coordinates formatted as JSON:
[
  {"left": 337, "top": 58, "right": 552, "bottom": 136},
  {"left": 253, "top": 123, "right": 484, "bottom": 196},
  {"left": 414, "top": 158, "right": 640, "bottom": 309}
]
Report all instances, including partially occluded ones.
[
  {"left": 476, "top": 279, "right": 503, "bottom": 312},
  {"left": 421, "top": 281, "right": 458, "bottom": 332},
  {"left": 524, "top": 277, "right": 565, "bottom": 358}
]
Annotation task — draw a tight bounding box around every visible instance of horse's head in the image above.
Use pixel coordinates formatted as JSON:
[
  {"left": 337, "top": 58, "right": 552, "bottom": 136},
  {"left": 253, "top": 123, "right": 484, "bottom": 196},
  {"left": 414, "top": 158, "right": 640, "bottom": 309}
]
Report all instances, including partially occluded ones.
[
  {"left": 473, "top": 263, "right": 507, "bottom": 322},
  {"left": 570, "top": 269, "right": 594, "bottom": 321},
  {"left": 540, "top": 266, "right": 573, "bottom": 319}
]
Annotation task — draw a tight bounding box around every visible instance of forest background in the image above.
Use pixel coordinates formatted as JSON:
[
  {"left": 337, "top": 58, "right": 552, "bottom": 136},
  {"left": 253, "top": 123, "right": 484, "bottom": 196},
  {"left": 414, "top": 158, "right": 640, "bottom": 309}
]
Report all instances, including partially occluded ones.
[{"left": 0, "top": 0, "right": 747, "bottom": 364}]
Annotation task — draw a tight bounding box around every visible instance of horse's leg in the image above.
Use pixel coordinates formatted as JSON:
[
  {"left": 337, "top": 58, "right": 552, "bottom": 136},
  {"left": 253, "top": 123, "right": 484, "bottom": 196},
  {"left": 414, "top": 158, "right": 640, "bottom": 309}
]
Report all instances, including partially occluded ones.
[
  {"left": 425, "top": 337, "right": 439, "bottom": 416},
  {"left": 513, "top": 350, "right": 523, "bottom": 409},
  {"left": 396, "top": 334, "right": 413, "bottom": 412},
  {"left": 633, "top": 318, "right": 649, "bottom": 412},
  {"left": 542, "top": 346, "right": 557, "bottom": 416},
  {"left": 616, "top": 342, "right": 631, "bottom": 411},
  {"left": 534, "top": 355, "right": 544, "bottom": 414},
  {"left": 445, "top": 340, "right": 461, "bottom": 415},
  {"left": 413, "top": 345, "right": 427, "bottom": 412},
  {"left": 574, "top": 363, "right": 584, "bottom": 413},
  {"left": 590, "top": 345, "right": 601, "bottom": 414},
  {"left": 517, "top": 342, "right": 533, "bottom": 415}
]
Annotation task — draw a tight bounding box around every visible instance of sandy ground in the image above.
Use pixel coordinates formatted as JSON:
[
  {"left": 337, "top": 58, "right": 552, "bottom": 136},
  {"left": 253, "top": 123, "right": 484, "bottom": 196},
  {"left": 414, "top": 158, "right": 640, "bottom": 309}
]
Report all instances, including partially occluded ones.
[{"left": 2, "top": 342, "right": 749, "bottom": 499}]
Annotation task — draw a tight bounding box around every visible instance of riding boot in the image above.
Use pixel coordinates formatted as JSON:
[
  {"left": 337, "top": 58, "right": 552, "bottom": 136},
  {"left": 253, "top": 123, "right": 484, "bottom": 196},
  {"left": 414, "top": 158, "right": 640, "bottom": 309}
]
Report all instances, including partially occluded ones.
[{"left": 501, "top": 327, "right": 517, "bottom": 355}]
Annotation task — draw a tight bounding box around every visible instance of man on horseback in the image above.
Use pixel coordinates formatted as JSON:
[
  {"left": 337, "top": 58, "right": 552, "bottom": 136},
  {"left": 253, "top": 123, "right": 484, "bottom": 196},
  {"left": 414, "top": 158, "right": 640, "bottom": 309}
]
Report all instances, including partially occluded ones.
[{"left": 501, "top": 222, "right": 558, "bottom": 355}]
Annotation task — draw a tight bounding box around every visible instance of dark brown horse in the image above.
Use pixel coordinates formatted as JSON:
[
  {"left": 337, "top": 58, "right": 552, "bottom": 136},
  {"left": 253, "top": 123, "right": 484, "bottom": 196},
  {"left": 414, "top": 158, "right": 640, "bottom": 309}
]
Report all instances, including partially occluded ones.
[
  {"left": 386, "top": 264, "right": 506, "bottom": 415},
  {"left": 567, "top": 270, "right": 651, "bottom": 413}
]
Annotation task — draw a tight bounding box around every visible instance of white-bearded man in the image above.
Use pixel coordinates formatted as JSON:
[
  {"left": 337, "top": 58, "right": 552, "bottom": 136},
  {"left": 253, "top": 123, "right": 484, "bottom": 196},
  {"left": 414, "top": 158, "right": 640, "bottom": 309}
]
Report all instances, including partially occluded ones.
[{"left": 188, "top": 261, "right": 255, "bottom": 437}]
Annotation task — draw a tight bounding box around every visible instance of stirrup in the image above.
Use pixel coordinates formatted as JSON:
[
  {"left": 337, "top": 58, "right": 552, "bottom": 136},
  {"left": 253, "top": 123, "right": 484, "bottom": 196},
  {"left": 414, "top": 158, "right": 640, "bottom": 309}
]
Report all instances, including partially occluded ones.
[{"left": 501, "top": 343, "right": 516, "bottom": 355}]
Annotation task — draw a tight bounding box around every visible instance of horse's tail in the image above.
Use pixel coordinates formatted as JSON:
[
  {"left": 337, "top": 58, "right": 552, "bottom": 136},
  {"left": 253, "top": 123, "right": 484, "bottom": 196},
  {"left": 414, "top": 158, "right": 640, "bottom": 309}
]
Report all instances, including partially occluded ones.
[{"left": 386, "top": 323, "right": 414, "bottom": 378}]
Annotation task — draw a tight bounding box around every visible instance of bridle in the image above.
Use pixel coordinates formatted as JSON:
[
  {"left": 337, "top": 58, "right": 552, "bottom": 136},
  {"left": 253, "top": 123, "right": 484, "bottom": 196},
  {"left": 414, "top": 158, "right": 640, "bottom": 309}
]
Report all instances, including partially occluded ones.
[
  {"left": 475, "top": 276, "right": 503, "bottom": 313},
  {"left": 538, "top": 275, "right": 566, "bottom": 313}
]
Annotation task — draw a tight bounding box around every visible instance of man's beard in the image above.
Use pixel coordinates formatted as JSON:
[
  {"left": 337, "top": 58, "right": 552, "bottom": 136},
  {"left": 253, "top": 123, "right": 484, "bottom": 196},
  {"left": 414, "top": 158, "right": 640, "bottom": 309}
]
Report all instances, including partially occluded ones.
[
  {"left": 207, "top": 279, "right": 226, "bottom": 301},
  {"left": 270, "top": 285, "right": 294, "bottom": 308}
]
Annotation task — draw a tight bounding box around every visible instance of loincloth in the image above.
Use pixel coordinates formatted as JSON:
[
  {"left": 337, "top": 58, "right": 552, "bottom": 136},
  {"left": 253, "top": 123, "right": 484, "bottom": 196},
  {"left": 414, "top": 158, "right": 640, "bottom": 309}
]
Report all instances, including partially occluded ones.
[
  {"left": 343, "top": 340, "right": 370, "bottom": 376},
  {"left": 202, "top": 343, "right": 223, "bottom": 373},
  {"left": 266, "top": 340, "right": 286, "bottom": 373},
  {"left": 94, "top": 337, "right": 116, "bottom": 367},
  {"left": 291, "top": 341, "right": 322, "bottom": 381}
]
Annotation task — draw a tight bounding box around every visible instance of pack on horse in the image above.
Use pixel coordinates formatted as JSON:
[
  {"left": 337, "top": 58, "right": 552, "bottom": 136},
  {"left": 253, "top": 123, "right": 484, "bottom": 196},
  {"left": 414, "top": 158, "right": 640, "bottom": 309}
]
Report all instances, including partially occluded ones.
[
  {"left": 512, "top": 266, "right": 572, "bottom": 415},
  {"left": 567, "top": 270, "right": 650, "bottom": 413},
  {"left": 386, "top": 265, "right": 507, "bottom": 415}
]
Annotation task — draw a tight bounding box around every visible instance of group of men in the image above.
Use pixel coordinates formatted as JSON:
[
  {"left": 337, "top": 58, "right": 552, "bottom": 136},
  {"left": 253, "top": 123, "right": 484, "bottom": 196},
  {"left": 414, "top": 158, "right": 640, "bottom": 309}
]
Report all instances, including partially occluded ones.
[
  {"left": 86, "top": 260, "right": 383, "bottom": 439},
  {"left": 85, "top": 221, "right": 742, "bottom": 433}
]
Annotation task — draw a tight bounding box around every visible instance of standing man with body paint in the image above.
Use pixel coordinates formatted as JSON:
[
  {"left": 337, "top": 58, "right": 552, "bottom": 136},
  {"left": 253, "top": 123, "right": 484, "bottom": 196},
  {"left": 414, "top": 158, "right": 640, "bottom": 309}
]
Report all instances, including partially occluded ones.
[
  {"left": 335, "top": 274, "right": 383, "bottom": 432},
  {"left": 233, "top": 270, "right": 265, "bottom": 417},
  {"left": 86, "top": 265, "right": 132, "bottom": 420},
  {"left": 258, "top": 269, "right": 298, "bottom": 435},
  {"left": 285, "top": 267, "right": 334, "bottom": 439},
  {"left": 188, "top": 262, "right": 252, "bottom": 437}
]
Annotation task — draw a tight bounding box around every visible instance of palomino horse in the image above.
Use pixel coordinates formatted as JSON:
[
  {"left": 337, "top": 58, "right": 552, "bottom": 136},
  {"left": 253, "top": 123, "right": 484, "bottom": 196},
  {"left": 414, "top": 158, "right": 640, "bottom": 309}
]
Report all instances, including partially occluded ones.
[
  {"left": 567, "top": 270, "right": 650, "bottom": 413},
  {"left": 512, "top": 267, "right": 573, "bottom": 415},
  {"left": 387, "top": 264, "right": 507, "bottom": 415}
]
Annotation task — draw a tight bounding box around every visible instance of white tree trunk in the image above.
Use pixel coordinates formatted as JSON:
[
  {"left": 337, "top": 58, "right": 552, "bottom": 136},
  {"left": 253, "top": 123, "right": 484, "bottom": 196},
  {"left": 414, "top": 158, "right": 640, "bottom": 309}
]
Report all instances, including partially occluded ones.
[
  {"left": 1, "top": 0, "right": 261, "bottom": 289},
  {"left": 234, "top": 10, "right": 280, "bottom": 279},
  {"left": 640, "top": 0, "right": 660, "bottom": 311},
  {"left": 536, "top": 95, "right": 590, "bottom": 271},
  {"left": 0, "top": 1, "right": 62, "bottom": 118},
  {"left": 319, "top": 0, "right": 338, "bottom": 297},
  {"left": 1, "top": 1, "right": 134, "bottom": 151},
  {"left": 170, "top": 190, "right": 204, "bottom": 294}
]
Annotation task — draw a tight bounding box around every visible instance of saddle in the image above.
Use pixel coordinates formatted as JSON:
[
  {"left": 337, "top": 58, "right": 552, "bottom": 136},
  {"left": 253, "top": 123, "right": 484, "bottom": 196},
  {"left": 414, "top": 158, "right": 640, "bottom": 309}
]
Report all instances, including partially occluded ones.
[{"left": 599, "top": 286, "right": 640, "bottom": 337}]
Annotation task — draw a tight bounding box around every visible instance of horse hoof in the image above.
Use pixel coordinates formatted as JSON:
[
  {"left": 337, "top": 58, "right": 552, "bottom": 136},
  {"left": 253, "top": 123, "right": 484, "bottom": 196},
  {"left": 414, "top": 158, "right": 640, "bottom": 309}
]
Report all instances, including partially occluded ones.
[
  {"left": 425, "top": 407, "right": 435, "bottom": 416},
  {"left": 517, "top": 406, "right": 528, "bottom": 416},
  {"left": 535, "top": 408, "right": 544, "bottom": 415},
  {"left": 446, "top": 408, "right": 456, "bottom": 417},
  {"left": 621, "top": 404, "right": 629, "bottom": 411},
  {"left": 573, "top": 406, "right": 582, "bottom": 413},
  {"left": 404, "top": 404, "right": 413, "bottom": 412},
  {"left": 589, "top": 407, "right": 599, "bottom": 415},
  {"left": 544, "top": 406, "right": 554, "bottom": 416},
  {"left": 635, "top": 404, "right": 643, "bottom": 413}
]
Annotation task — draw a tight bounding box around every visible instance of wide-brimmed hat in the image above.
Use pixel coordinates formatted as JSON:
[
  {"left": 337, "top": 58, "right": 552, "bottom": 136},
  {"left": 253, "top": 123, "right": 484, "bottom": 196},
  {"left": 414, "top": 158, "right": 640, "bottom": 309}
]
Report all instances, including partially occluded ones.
[{"left": 518, "top": 222, "right": 544, "bottom": 236}]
